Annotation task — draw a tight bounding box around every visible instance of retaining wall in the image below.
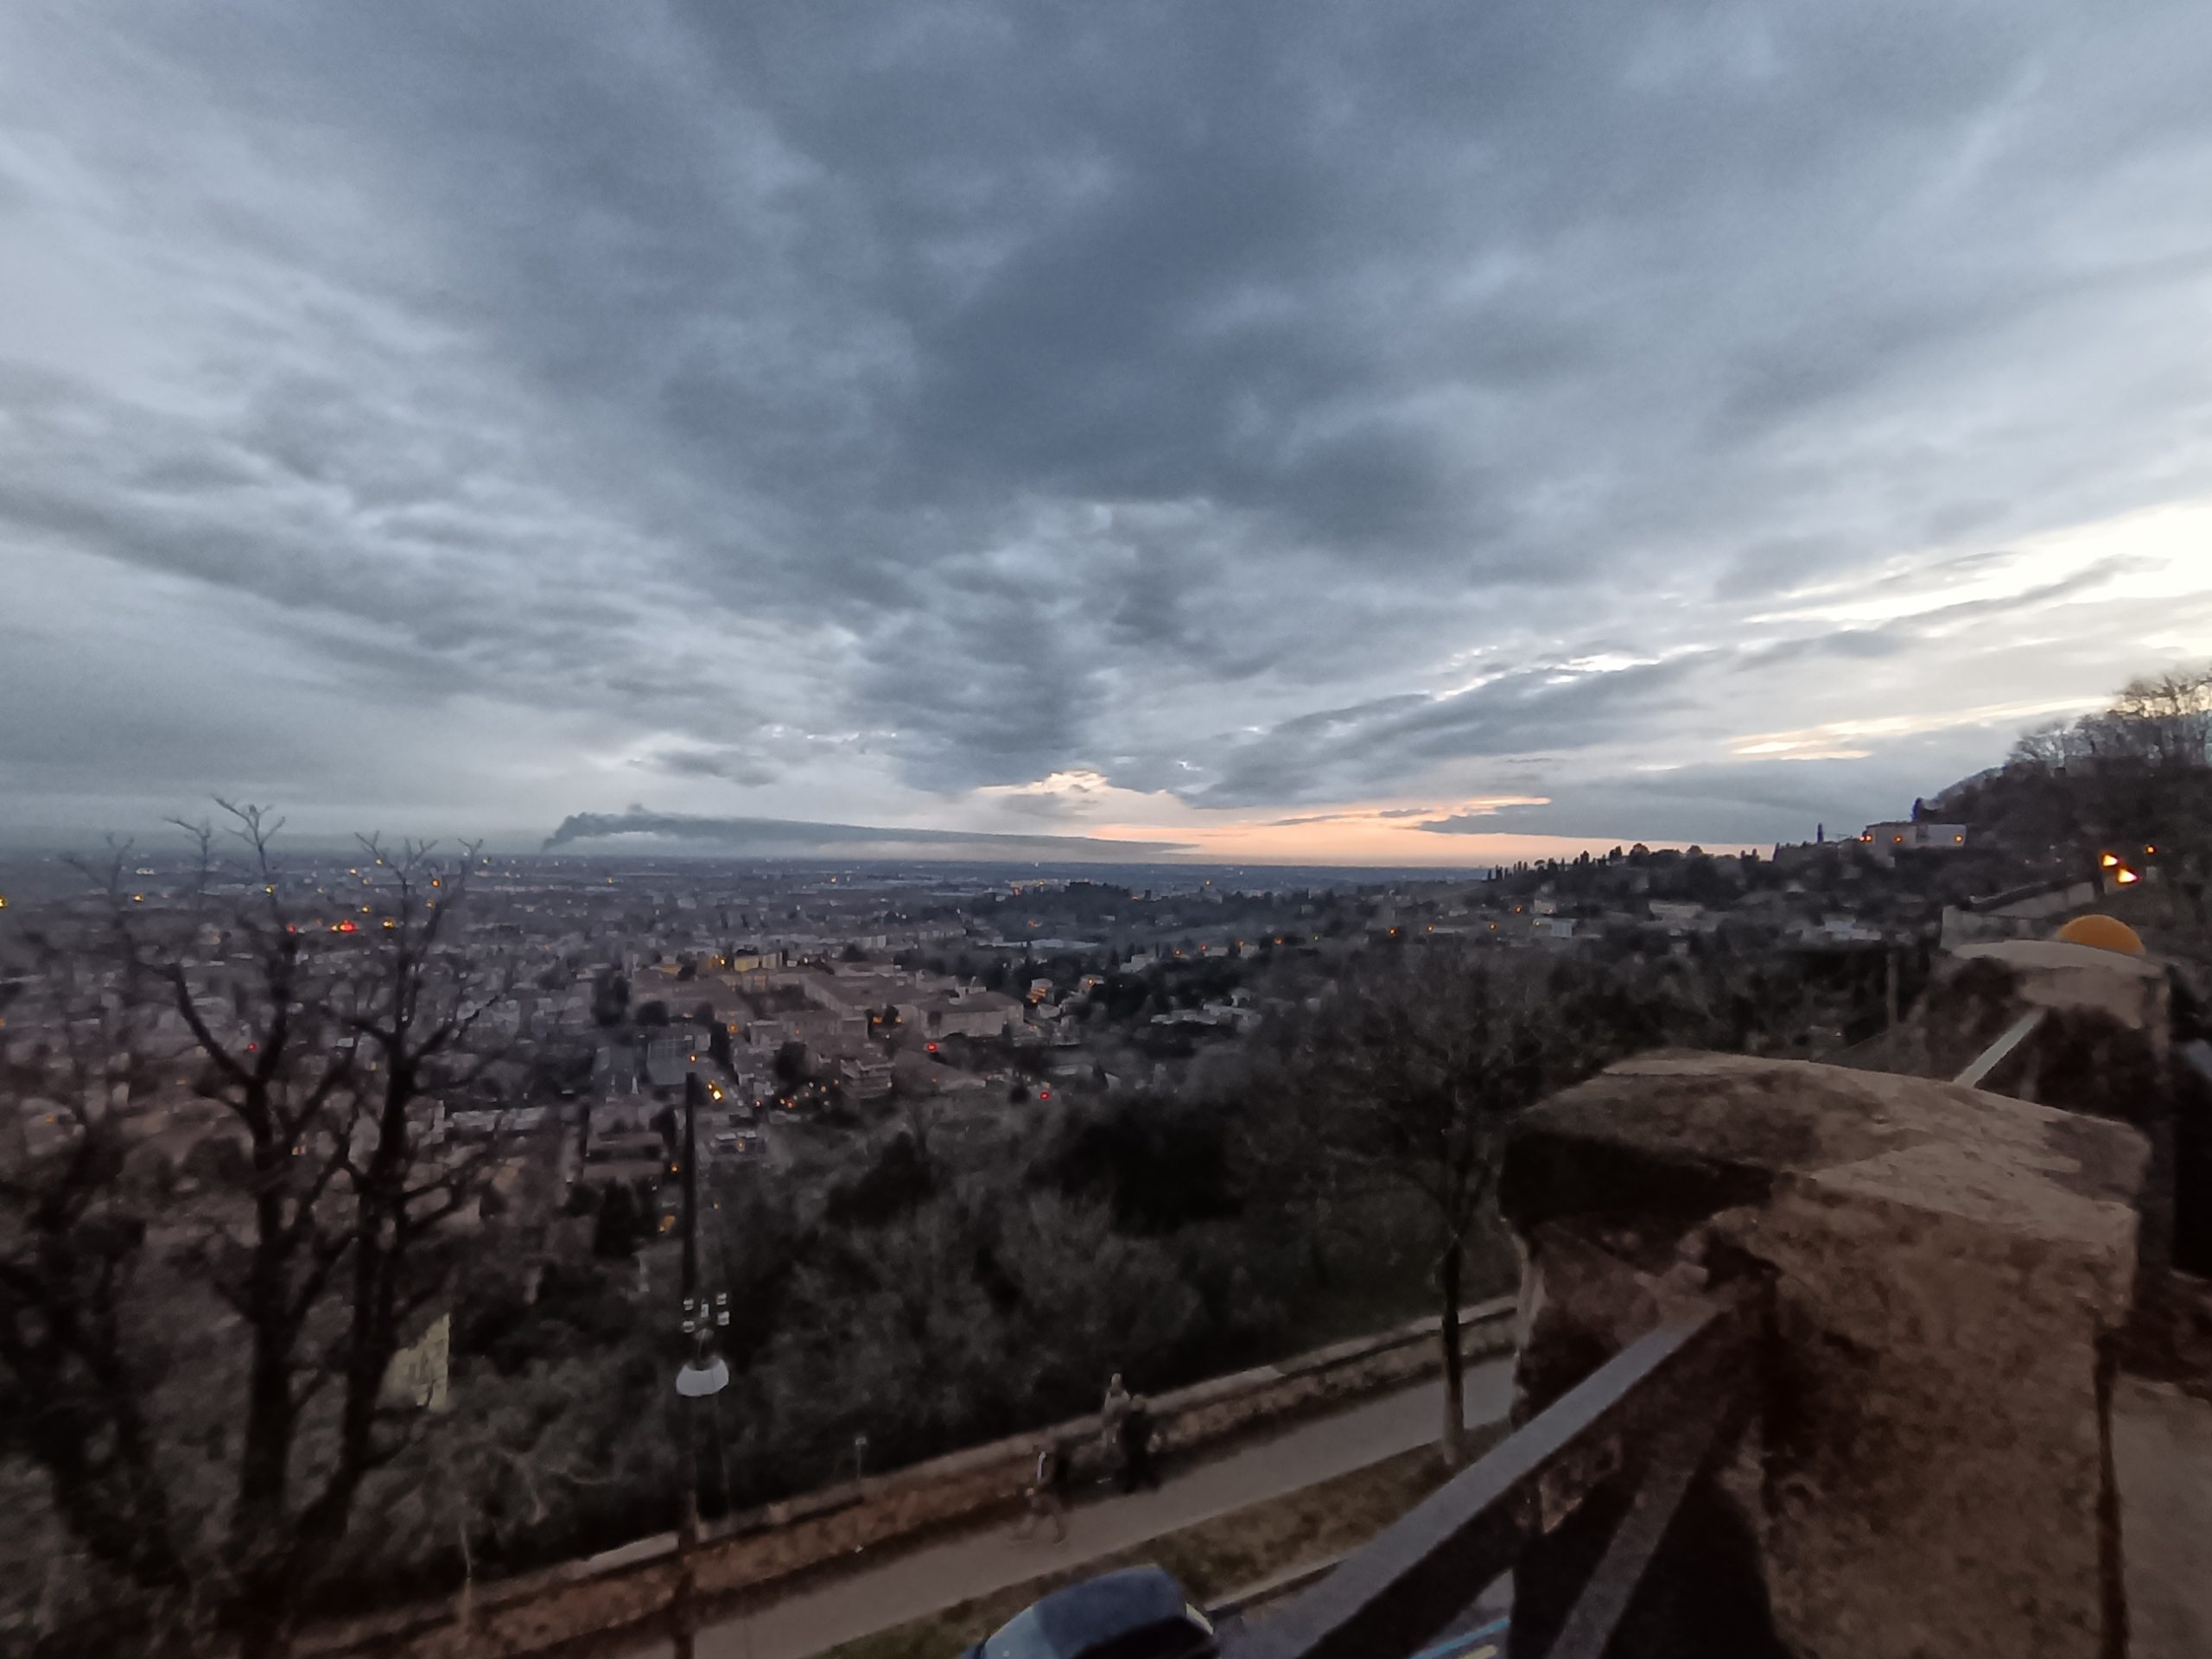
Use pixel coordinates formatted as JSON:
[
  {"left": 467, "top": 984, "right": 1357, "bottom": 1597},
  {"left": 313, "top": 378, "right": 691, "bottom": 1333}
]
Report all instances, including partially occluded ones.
[{"left": 307, "top": 1299, "right": 1517, "bottom": 1659}]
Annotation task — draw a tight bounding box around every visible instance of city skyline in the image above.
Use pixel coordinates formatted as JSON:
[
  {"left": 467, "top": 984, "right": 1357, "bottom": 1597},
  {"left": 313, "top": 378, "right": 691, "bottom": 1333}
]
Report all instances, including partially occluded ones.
[{"left": 5, "top": 4, "right": 2212, "bottom": 864}]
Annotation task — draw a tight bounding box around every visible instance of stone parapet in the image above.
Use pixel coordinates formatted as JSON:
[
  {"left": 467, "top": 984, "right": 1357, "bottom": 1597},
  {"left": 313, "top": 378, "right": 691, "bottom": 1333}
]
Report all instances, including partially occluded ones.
[{"left": 1500, "top": 1051, "right": 2147, "bottom": 1659}]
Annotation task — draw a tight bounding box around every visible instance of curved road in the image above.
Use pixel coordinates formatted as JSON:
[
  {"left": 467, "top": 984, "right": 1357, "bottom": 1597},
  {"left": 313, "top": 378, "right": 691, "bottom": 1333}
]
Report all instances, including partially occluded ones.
[{"left": 666, "top": 1357, "right": 1516, "bottom": 1659}]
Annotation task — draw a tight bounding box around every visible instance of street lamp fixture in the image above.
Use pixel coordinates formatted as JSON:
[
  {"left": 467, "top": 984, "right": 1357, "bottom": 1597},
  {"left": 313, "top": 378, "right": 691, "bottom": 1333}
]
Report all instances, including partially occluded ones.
[{"left": 676, "top": 1353, "right": 729, "bottom": 1397}]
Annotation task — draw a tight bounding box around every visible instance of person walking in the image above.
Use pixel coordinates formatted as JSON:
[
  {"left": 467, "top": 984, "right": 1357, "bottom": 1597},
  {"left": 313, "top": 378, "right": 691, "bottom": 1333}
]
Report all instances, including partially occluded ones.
[
  {"left": 1046, "top": 1438, "right": 1074, "bottom": 1541},
  {"left": 1117, "top": 1395, "right": 1160, "bottom": 1494},
  {"left": 1019, "top": 1440, "right": 1071, "bottom": 1543},
  {"left": 1098, "top": 1371, "right": 1132, "bottom": 1475}
]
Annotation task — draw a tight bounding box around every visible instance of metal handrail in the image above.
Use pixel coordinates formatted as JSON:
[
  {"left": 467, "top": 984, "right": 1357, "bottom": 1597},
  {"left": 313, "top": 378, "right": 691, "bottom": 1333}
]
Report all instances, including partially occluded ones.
[
  {"left": 1954, "top": 1008, "right": 2046, "bottom": 1090},
  {"left": 1227, "top": 1284, "right": 1763, "bottom": 1659}
]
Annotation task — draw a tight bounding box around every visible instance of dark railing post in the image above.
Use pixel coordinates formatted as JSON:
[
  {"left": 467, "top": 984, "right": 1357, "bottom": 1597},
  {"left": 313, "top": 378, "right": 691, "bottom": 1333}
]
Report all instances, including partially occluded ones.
[{"left": 1228, "top": 1283, "right": 1768, "bottom": 1659}]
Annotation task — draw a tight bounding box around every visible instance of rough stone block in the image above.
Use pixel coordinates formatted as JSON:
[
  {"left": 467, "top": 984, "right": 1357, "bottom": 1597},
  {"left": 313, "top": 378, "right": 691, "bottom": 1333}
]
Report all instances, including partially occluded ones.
[{"left": 1501, "top": 1052, "right": 2147, "bottom": 1659}]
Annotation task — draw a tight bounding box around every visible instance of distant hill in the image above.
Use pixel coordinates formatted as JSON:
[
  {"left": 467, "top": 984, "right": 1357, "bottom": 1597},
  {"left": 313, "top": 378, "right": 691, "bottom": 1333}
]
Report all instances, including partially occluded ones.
[
  {"left": 1935, "top": 753, "right": 2211, "bottom": 896},
  {"left": 1929, "top": 766, "right": 2003, "bottom": 818}
]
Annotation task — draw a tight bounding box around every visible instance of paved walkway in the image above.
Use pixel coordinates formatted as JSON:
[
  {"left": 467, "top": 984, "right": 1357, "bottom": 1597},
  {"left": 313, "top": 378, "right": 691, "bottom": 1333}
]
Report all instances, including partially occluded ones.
[
  {"left": 656, "top": 1359, "right": 1515, "bottom": 1659},
  {"left": 2113, "top": 1375, "right": 2212, "bottom": 1659}
]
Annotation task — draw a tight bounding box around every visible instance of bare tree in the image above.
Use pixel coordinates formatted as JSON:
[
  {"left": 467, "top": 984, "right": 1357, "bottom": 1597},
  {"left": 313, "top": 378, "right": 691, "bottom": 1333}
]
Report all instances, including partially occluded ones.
[
  {"left": 0, "top": 806, "right": 516, "bottom": 1658},
  {"left": 2111, "top": 666, "right": 2212, "bottom": 769},
  {"left": 2010, "top": 664, "right": 2212, "bottom": 779},
  {"left": 2009, "top": 719, "right": 2082, "bottom": 772},
  {"left": 895, "top": 1082, "right": 949, "bottom": 1177},
  {"left": 2000, "top": 664, "right": 2212, "bottom": 891},
  {"left": 1288, "top": 951, "right": 1601, "bottom": 1462}
]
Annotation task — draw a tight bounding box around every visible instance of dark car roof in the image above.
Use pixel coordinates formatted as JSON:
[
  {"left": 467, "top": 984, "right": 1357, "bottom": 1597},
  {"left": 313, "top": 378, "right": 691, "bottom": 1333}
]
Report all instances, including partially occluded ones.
[{"left": 980, "top": 1567, "right": 1189, "bottom": 1659}]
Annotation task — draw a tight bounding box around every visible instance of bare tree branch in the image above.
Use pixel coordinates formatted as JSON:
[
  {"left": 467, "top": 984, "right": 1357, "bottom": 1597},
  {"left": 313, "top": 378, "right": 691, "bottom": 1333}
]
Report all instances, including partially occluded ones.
[{"left": 0, "top": 808, "right": 518, "bottom": 1658}]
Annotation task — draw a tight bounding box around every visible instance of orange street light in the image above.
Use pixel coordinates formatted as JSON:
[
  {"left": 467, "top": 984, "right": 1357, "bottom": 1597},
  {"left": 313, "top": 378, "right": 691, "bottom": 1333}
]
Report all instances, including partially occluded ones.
[
  {"left": 2116, "top": 868, "right": 2143, "bottom": 886},
  {"left": 2101, "top": 852, "right": 2121, "bottom": 868}
]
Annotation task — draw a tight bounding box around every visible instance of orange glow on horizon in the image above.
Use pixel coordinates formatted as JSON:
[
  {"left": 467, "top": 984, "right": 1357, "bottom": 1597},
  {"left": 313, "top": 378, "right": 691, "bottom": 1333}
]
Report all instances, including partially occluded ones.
[{"left": 1071, "top": 809, "right": 1752, "bottom": 867}]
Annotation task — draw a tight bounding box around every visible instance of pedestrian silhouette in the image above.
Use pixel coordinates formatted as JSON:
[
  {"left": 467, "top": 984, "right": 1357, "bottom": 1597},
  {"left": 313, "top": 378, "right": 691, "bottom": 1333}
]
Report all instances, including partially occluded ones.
[
  {"left": 1099, "top": 1371, "right": 1132, "bottom": 1473},
  {"left": 1019, "top": 1440, "right": 1070, "bottom": 1542},
  {"left": 1117, "top": 1396, "right": 1160, "bottom": 1493}
]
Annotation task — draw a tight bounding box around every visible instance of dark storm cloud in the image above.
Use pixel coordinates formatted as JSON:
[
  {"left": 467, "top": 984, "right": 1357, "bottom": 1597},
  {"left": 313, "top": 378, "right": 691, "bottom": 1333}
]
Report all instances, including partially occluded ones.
[
  {"left": 1730, "top": 553, "right": 2156, "bottom": 671},
  {"left": 1268, "top": 804, "right": 1447, "bottom": 826},
  {"left": 1735, "top": 631, "right": 1911, "bottom": 670},
  {"left": 1417, "top": 812, "right": 1529, "bottom": 836},
  {"left": 1414, "top": 751, "right": 1979, "bottom": 845},
  {"left": 3, "top": 0, "right": 2211, "bottom": 832},
  {"left": 1179, "top": 658, "right": 1709, "bottom": 807},
  {"left": 541, "top": 806, "right": 1183, "bottom": 860},
  {"left": 1891, "top": 556, "right": 2154, "bottom": 631},
  {"left": 643, "top": 748, "right": 785, "bottom": 789}
]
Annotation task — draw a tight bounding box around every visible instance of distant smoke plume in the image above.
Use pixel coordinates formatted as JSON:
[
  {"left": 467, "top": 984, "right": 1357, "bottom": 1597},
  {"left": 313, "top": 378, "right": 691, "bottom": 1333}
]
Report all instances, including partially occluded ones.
[{"left": 541, "top": 805, "right": 1185, "bottom": 860}]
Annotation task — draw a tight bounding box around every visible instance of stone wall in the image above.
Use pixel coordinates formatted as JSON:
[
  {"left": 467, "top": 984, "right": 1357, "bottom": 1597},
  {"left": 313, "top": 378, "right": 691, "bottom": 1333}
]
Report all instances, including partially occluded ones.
[
  {"left": 304, "top": 1301, "right": 1516, "bottom": 1659},
  {"left": 1897, "top": 940, "right": 2169, "bottom": 1082},
  {"left": 1499, "top": 1052, "right": 2148, "bottom": 1659},
  {"left": 1897, "top": 938, "right": 2179, "bottom": 1271}
]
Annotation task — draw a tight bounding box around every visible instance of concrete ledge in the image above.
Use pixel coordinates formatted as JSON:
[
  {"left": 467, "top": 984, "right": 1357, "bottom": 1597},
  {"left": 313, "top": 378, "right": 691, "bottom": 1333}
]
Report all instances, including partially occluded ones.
[{"left": 306, "top": 1299, "right": 1516, "bottom": 1659}]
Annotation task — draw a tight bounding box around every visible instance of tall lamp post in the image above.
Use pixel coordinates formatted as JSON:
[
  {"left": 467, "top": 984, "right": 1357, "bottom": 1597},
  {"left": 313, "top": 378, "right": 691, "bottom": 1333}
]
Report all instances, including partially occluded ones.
[{"left": 671, "top": 1071, "right": 728, "bottom": 1659}]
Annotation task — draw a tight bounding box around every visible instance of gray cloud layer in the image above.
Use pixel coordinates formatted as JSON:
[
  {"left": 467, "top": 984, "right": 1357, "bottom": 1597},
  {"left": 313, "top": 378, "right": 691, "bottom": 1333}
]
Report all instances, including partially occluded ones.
[
  {"left": 3, "top": 3, "right": 2210, "bottom": 848},
  {"left": 543, "top": 807, "right": 1184, "bottom": 861}
]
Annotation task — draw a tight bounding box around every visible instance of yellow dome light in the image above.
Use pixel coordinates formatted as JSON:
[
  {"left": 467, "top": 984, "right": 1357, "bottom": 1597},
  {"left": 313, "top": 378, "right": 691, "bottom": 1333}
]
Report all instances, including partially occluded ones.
[{"left": 2056, "top": 914, "right": 2145, "bottom": 956}]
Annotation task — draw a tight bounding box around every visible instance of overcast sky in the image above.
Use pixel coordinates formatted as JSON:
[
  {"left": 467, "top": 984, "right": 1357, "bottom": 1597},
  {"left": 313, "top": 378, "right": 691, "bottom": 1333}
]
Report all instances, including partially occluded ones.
[{"left": 4, "top": 3, "right": 2209, "bottom": 863}]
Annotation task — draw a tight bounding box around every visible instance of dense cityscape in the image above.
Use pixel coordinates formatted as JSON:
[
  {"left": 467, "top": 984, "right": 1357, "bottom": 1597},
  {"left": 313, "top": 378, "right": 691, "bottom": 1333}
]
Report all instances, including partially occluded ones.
[{"left": 0, "top": 800, "right": 2020, "bottom": 1273}]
